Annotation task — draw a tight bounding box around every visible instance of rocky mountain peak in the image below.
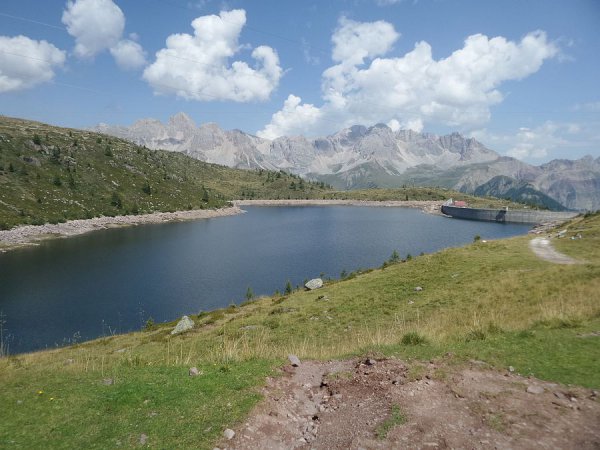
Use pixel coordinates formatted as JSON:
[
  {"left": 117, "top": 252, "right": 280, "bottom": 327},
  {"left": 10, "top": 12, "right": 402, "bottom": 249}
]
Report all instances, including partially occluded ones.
[
  {"left": 168, "top": 112, "right": 196, "bottom": 128},
  {"left": 90, "top": 115, "right": 599, "bottom": 210}
]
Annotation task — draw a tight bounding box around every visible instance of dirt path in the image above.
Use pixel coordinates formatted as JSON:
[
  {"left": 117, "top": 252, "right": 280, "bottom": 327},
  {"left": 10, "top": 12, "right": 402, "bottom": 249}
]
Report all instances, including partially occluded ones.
[
  {"left": 219, "top": 357, "right": 600, "bottom": 449},
  {"left": 529, "top": 237, "right": 580, "bottom": 264}
]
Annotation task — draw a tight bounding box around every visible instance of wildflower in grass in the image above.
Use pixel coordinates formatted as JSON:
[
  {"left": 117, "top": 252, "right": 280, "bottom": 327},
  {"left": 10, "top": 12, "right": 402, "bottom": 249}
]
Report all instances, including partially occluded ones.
[{"left": 37, "top": 390, "right": 44, "bottom": 395}]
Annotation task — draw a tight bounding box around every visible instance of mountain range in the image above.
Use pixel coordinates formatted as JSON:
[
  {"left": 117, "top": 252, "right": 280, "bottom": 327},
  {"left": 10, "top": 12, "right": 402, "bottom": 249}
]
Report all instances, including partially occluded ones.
[{"left": 93, "top": 113, "right": 600, "bottom": 211}]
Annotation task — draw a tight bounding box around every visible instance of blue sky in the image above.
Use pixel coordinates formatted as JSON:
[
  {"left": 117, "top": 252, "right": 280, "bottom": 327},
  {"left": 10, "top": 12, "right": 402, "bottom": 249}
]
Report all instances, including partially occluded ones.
[{"left": 0, "top": 0, "right": 598, "bottom": 163}]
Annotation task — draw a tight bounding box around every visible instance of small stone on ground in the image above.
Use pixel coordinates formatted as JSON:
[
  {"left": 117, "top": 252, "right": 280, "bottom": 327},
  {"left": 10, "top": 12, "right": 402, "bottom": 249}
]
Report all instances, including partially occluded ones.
[
  {"left": 527, "top": 385, "right": 545, "bottom": 394},
  {"left": 223, "top": 428, "right": 235, "bottom": 440}
]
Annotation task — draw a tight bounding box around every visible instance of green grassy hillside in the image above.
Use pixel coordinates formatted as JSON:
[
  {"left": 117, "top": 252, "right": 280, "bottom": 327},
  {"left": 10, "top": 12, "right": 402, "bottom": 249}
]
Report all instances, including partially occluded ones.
[
  {"left": 321, "top": 187, "right": 528, "bottom": 209},
  {"left": 1, "top": 212, "right": 598, "bottom": 449},
  {"left": 0, "top": 116, "right": 331, "bottom": 229},
  {"left": 474, "top": 175, "right": 567, "bottom": 210}
]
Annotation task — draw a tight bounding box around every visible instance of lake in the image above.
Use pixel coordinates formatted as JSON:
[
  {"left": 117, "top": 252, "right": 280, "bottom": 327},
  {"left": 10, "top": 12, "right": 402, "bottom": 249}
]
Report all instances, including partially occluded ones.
[{"left": 0, "top": 206, "right": 531, "bottom": 354}]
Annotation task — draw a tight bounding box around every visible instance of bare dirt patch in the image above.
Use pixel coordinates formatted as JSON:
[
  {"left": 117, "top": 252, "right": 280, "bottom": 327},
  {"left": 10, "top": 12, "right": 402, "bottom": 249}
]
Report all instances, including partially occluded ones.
[{"left": 220, "top": 357, "right": 600, "bottom": 449}]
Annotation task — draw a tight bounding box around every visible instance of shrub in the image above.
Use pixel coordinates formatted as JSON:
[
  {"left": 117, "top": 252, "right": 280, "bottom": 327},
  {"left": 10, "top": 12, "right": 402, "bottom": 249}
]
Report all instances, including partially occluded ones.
[
  {"left": 143, "top": 317, "right": 155, "bottom": 331},
  {"left": 110, "top": 192, "right": 122, "bottom": 209},
  {"left": 464, "top": 329, "right": 487, "bottom": 342},
  {"left": 401, "top": 331, "right": 427, "bottom": 345},
  {"left": 263, "top": 318, "right": 280, "bottom": 329}
]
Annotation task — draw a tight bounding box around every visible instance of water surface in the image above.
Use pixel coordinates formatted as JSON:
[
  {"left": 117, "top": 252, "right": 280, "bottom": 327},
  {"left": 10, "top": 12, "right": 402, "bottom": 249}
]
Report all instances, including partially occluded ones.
[{"left": 0, "top": 206, "right": 530, "bottom": 353}]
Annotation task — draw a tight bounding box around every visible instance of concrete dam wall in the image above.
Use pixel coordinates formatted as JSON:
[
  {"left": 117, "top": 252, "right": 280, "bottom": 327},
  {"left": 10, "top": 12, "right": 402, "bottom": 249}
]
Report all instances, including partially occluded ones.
[{"left": 441, "top": 205, "right": 579, "bottom": 225}]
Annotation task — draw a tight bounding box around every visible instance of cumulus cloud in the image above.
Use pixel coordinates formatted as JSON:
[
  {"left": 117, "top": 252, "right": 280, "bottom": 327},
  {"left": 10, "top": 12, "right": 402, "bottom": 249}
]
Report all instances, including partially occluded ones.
[
  {"left": 62, "top": 0, "right": 125, "bottom": 59},
  {"left": 110, "top": 39, "right": 147, "bottom": 70},
  {"left": 505, "top": 122, "right": 580, "bottom": 160},
  {"left": 331, "top": 17, "right": 399, "bottom": 65},
  {"left": 0, "top": 35, "right": 66, "bottom": 93},
  {"left": 62, "top": 0, "right": 147, "bottom": 71},
  {"left": 257, "top": 95, "right": 322, "bottom": 139},
  {"left": 259, "top": 17, "right": 558, "bottom": 139},
  {"left": 506, "top": 127, "right": 550, "bottom": 160},
  {"left": 143, "top": 9, "right": 283, "bottom": 102}
]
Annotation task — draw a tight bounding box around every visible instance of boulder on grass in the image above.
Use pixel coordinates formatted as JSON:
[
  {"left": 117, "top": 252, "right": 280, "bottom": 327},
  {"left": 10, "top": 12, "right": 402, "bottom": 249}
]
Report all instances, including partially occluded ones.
[
  {"left": 305, "top": 278, "right": 323, "bottom": 290},
  {"left": 171, "top": 315, "right": 194, "bottom": 335}
]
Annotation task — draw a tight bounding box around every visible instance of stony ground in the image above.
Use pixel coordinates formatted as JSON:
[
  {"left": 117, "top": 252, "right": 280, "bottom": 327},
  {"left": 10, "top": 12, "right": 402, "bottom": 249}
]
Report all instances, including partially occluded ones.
[{"left": 218, "top": 357, "right": 600, "bottom": 449}]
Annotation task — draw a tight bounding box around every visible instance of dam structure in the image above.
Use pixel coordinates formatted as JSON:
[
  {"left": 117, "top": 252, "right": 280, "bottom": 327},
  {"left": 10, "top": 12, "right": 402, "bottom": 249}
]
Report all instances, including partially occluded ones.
[{"left": 441, "top": 204, "right": 579, "bottom": 225}]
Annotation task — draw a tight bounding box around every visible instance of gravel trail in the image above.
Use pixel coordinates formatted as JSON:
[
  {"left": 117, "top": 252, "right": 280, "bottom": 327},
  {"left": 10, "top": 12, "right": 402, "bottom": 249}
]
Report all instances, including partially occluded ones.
[{"left": 529, "top": 237, "right": 580, "bottom": 264}]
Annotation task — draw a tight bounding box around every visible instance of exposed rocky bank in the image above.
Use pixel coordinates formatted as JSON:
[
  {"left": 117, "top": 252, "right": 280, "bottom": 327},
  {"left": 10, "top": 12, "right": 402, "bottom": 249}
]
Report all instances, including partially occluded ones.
[
  {"left": 0, "top": 200, "right": 444, "bottom": 252},
  {"left": 0, "top": 206, "right": 243, "bottom": 252},
  {"left": 234, "top": 199, "right": 444, "bottom": 215}
]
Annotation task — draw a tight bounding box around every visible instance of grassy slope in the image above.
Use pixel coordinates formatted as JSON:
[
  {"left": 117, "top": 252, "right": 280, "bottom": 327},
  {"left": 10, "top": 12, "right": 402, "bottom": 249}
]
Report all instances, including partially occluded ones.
[
  {"left": 0, "top": 116, "right": 331, "bottom": 229},
  {"left": 320, "top": 187, "right": 528, "bottom": 209},
  {"left": 1, "top": 212, "right": 599, "bottom": 449},
  {"left": 1, "top": 116, "right": 530, "bottom": 230}
]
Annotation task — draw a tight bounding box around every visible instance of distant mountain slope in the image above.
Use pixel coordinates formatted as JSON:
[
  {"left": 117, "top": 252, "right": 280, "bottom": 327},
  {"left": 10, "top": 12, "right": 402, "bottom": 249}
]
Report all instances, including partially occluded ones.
[
  {"left": 473, "top": 176, "right": 567, "bottom": 211},
  {"left": 0, "top": 117, "right": 330, "bottom": 229},
  {"left": 93, "top": 113, "right": 600, "bottom": 211},
  {"left": 94, "top": 113, "right": 499, "bottom": 175}
]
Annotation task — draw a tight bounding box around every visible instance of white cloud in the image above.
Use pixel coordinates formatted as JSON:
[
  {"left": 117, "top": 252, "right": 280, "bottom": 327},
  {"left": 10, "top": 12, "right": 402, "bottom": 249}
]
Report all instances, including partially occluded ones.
[
  {"left": 374, "top": 0, "right": 404, "bottom": 5},
  {"left": 505, "top": 122, "right": 584, "bottom": 160},
  {"left": 301, "top": 38, "right": 320, "bottom": 66},
  {"left": 110, "top": 39, "right": 147, "bottom": 70},
  {"left": 573, "top": 101, "right": 600, "bottom": 112},
  {"left": 257, "top": 95, "right": 322, "bottom": 139},
  {"left": 0, "top": 35, "right": 66, "bottom": 93},
  {"left": 62, "top": 0, "right": 125, "bottom": 59},
  {"left": 259, "top": 18, "right": 558, "bottom": 139},
  {"left": 331, "top": 17, "right": 399, "bottom": 65},
  {"left": 143, "top": 9, "right": 283, "bottom": 102},
  {"left": 473, "top": 121, "right": 596, "bottom": 162}
]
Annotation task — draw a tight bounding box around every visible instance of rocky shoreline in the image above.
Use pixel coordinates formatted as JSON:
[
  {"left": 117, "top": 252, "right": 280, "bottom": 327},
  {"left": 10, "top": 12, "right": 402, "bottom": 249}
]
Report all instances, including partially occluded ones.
[
  {"left": 234, "top": 199, "right": 444, "bottom": 215},
  {"left": 0, "top": 200, "right": 444, "bottom": 253},
  {"left": 0, "top": 206, "right": 244, "bottom": 252}
]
